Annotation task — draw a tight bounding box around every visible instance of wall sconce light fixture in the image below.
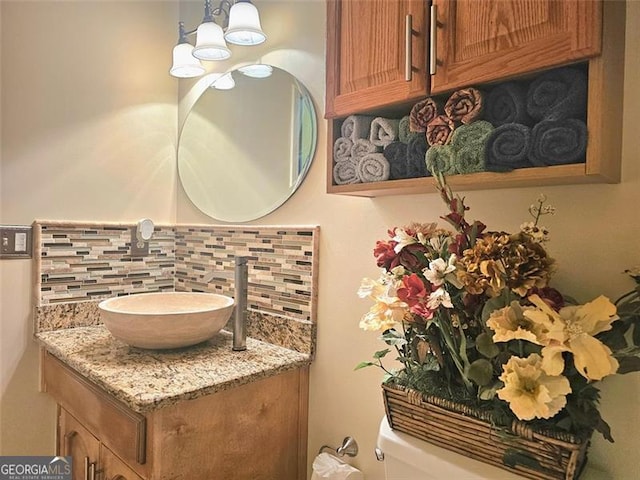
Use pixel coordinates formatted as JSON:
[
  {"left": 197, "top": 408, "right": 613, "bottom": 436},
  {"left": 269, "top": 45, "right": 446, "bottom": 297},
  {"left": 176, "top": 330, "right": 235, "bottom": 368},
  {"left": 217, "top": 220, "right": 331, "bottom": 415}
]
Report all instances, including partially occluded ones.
[{"left": 170, "top": 0, "right": 266, "bottom": 78}]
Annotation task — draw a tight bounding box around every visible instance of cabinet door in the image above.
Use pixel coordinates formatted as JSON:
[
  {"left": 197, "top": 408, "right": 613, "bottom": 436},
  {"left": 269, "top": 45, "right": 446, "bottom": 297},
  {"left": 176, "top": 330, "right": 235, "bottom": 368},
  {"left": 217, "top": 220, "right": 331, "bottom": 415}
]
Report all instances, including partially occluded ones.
[
  {"left": 58, "top": 409, "right": 100, "bottom": 480},
  {"left": 100, "top": 446, "right": 144, "bottom": 480},
  {"left": 430, "top": 0, "right": 602, "bottom": 93},
  {"left": 326, "top": 0, "right": 428, "bottom": 118}
]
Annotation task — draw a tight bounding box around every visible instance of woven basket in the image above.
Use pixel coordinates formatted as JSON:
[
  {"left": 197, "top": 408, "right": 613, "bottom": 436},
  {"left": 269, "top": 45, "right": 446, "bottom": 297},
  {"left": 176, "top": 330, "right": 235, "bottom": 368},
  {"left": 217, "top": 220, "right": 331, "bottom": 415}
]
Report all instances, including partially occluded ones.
[{"left": 382, "top": 383, "right": 591, "bottom": 480}]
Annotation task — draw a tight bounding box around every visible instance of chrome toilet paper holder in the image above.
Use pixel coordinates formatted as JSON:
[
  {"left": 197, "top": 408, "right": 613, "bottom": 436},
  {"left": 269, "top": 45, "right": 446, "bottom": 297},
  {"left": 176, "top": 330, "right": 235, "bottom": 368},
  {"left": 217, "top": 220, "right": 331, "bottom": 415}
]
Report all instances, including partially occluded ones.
[{"left": 319, "top": 436, "right": 359, "bottom": 457}]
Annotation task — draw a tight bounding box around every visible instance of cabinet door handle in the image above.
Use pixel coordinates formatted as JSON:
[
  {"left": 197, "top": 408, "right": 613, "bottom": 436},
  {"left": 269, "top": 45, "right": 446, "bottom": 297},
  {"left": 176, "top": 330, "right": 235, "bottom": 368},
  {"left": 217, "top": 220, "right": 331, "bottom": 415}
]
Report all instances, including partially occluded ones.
[
  {"left": 84, "top": 457, "right": 90, "bottom": 480},
  {"left": 430, "top": 4, "right": 437, "bottom": 75},
  {"left": 88, "top": 461, "right": 97, "bottom": 480},
  {"left": 63, "top": 430, "right": 77, "bottom": 456},
  {"left": 405, "top": 14, "right": 413, "bottom": 81}
]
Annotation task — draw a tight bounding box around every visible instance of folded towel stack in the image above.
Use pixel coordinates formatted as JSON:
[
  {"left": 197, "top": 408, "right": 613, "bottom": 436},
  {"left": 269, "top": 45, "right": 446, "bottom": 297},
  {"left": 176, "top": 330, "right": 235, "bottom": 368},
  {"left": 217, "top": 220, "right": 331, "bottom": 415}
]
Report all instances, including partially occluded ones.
[
  {"left": 528, "top": 119, "right": 587, "bottom": 166},
  {"left": 444, "top": 87, "right": 484, "bottom": 125},
  {"left": 485, "top": 123, "right": 533, "bottom": 172},
  {"left": 409, "top": 97, "right": 441, "bottom": 133},
  {"left": 526, "top": 67, "right": 587, "bottom": 121},
  {"left": 369, "top": 117, "right": 401, "bottom": 147},
  {"left": 485, "top": 82, "right": 532, "bottom": 127},
  {"left": 357, "top": 153, "right": 391, "bottom": 183}
]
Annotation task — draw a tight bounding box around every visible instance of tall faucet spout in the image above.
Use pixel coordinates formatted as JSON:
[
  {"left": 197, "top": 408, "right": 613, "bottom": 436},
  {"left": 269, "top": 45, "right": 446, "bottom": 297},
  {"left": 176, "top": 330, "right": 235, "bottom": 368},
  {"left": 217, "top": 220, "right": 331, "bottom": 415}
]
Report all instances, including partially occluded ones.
[{"left": 233, "top": 256, "right": 249, "bottom": 351}]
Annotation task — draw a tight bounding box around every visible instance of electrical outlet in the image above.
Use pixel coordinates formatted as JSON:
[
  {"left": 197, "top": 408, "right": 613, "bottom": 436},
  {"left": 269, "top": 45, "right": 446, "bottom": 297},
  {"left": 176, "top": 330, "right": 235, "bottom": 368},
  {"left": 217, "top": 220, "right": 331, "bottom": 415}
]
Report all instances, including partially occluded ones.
[{"left": 0, "top": 225, "right": 33, "bottom": 259}]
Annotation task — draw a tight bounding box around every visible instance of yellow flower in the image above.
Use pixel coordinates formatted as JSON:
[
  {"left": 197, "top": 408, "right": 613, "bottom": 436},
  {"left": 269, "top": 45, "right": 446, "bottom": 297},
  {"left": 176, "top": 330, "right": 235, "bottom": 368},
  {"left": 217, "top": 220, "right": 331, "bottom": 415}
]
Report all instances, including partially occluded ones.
[
  {"left": 487, "top": 301, "right": 553, "bottom": 345},
  {"left": 528, "top": 295, "right": 619, "bottom": 381},
  {"left": 357, "top": 278, "right": 408, "bottom": 331},
  {"left": 497, "top": 354, "right": 571, "bottom": 421}
]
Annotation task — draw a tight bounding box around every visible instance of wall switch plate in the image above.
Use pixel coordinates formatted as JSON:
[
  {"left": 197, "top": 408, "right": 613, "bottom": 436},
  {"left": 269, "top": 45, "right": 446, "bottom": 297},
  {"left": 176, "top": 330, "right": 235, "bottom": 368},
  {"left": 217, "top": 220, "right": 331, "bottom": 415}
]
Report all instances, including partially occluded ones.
[{"left": 0, "top": 225, "right": 33, "bottom": 259}]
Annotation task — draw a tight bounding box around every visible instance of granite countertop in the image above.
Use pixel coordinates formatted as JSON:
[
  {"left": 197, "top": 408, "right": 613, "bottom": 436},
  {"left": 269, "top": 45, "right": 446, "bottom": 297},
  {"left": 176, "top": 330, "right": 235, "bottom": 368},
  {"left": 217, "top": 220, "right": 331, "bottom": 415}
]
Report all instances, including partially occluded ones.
[{"left": 36, "top": 326, "right": 310, "bottom": 414}]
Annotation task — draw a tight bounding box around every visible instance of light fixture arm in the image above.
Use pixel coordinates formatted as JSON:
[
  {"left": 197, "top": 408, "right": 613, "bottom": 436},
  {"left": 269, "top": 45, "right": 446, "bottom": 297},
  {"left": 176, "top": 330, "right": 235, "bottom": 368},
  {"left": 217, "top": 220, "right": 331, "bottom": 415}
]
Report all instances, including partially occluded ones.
[{"left": 210, "top": 0, "right": 233, "bottom": 29}]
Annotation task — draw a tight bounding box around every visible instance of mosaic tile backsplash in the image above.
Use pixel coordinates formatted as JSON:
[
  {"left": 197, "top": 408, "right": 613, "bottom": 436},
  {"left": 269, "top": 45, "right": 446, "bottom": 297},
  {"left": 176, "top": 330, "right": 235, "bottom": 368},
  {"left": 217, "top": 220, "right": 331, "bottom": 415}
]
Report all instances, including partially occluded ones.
[{"left": 33, "top": 221, "right": 319, "bottom": 355}]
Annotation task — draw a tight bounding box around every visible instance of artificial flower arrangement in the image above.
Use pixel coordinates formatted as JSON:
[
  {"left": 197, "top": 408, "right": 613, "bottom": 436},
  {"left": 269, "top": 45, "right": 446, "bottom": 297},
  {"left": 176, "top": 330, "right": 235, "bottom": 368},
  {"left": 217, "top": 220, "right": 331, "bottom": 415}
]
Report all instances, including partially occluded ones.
[{"left": 357, "top": 173, "right": 640, "bottom": 444}]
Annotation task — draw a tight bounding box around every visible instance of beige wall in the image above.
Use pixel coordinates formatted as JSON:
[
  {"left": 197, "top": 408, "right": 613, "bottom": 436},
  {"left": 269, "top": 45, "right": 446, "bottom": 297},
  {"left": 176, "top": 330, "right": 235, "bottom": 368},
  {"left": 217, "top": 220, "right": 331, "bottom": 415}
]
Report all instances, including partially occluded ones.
[
  {"left": 0, "top": 1, "right": 179, "bottom": 454},
  {"left": 2, "top": 1, "right": 639, "bottom": 479}
]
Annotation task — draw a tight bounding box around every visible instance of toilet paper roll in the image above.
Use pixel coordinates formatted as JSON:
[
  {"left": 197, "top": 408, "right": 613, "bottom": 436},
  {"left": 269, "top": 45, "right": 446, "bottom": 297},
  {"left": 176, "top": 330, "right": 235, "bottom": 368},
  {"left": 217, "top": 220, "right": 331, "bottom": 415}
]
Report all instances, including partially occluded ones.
[{"left": 311, "top": 452, "right": 364, "bottom": 480}]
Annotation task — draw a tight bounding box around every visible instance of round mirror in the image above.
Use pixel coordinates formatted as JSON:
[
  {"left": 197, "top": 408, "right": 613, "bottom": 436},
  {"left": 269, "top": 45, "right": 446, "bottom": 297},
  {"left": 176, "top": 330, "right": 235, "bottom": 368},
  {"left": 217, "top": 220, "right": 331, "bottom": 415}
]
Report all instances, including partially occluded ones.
[{"left": 178, "top": 65, "right": 317, "bottom": 222}]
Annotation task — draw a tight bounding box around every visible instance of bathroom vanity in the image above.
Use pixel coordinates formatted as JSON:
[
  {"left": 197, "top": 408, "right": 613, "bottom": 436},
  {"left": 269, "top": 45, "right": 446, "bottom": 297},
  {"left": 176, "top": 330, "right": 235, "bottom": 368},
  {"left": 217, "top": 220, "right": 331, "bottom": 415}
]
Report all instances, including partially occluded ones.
[{"left": 38, "top": 327, "right": 310, "bottom": 480}]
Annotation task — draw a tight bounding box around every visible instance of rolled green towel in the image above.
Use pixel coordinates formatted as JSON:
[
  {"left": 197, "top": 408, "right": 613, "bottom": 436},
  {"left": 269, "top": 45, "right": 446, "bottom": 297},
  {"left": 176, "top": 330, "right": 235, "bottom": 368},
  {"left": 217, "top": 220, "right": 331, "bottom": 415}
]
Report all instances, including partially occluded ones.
[
  {"left": 426, "top": 145, "right": 457, "bottom": 176},
  {"left": 450, "top": 121, "right": 494, "bottom": 150},
  {"left": 399, "top": 116, "right": 420, "bottom": 144},
  {"left": 455, "top": 145, "right": 486, "bottom": 174},
  {"left": 449, "top": 121, "right": 494, "bottom": 174}
]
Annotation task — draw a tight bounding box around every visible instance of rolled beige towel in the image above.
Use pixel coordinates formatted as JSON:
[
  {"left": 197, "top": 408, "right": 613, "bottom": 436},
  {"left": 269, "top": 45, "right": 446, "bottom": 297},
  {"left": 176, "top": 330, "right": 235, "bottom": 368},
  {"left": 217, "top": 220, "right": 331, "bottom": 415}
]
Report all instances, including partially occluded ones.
[
  {"left": 333, "top": 158, "right": 360, "bottom": 185},
  {"left": 369, "top": 117, "right": 401, "bottom": 148},
  {"left": 356, "top": 153, "right": 390, "bottom": 183},
  {"left": 351, "top": 138, "right": 380, "bottom": 160},
  {"left": 341, "top": 115, "right": 375, "bottom": 141},
  {"left": 333, "top": 136, "right": 353, "bottom": 162}
]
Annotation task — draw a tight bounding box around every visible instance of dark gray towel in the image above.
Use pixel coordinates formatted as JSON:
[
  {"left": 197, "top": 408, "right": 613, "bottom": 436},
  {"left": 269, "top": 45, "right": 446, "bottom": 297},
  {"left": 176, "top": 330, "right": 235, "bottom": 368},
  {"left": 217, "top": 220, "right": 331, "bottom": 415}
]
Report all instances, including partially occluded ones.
[
  {"left": 526, "top": 67, "right": 588, "bottom": 121},
  {"left": 485, "top": 82, "right": 532, "bottom": 127},
  {"left": 528, "top": 119, "right": 587, "bottom": 166},
  {"left": 383, "top": 142, "right": 409, "bottom": 180},
  {"left": 407, "top": 135, "right": 430, "bottom": 178},
  {"left": 485, "top": 123, "right": 533, "bottom": 172}
]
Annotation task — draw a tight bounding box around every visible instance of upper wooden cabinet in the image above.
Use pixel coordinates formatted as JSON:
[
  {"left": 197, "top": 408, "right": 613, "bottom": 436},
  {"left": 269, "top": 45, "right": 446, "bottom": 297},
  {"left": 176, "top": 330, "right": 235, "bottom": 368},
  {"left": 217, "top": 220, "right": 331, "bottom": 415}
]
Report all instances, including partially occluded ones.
[
  {"left": 430, "top": 0, "right": 603, "bottom": 93},
  {"left": 325, "top": 0, "right": 429, "bottom": 118}
]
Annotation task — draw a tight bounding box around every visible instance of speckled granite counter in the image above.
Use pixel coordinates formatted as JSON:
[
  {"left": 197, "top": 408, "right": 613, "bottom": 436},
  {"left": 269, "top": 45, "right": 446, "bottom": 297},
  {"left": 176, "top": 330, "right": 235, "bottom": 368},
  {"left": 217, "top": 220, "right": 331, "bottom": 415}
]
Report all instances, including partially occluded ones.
[{"left": 36, "top": 326, "right": 310, "bottom": 414}]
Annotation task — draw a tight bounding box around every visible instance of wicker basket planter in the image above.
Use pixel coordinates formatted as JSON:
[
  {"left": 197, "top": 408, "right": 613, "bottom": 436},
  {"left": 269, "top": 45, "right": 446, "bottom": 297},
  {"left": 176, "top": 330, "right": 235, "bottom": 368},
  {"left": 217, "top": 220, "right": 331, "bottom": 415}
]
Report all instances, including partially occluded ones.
[{"left": 382, "top": 383, "right": 591, "bottom": 480}]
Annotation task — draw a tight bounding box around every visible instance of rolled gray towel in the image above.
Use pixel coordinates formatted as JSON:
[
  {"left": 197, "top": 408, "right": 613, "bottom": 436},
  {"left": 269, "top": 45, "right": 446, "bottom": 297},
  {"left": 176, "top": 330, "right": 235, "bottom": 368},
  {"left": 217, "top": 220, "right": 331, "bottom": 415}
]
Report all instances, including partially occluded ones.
[
  {"left": 426, "top": 145, "right": 457, "bottom": 176},
  {"left": 356, "top": 153, "right": 390, "bottom": 183},
  {"left": 333, "top": 158, "right": 360, "bottom": 185},
  {"left": 341, "top": 115, "right": 375, "bottom": 141},
  {"left": 528, "top": 119, "right": 587, "bottom": 166},
  {"left": 407, "top": 135, "right": 430, "bottom": 178},
  {"left": 383, "top": 142, "right": 408, "bottom": 180},
  {"left": 369, "top": 117, "right": 401, "bottom": 147},
  {"left": 333, "top": 136, "right": 353, "bottom": 162},
  {"left": 485, "top": 123, "right": 533, "bottom": 172},
  {"left": 526, "top": 67, "right": 587, "bottom": 121},
  {"left": 351, "top": 138, "right": 380, "bottom": 160},
  {"left": 485, "top": 82, "right": 532, "bottom": 127}
]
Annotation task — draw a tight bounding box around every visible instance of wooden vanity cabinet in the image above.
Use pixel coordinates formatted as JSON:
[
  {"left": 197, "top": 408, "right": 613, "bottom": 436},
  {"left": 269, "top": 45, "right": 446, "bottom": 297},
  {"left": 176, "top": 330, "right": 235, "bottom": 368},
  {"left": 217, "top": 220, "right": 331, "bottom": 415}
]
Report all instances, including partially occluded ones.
[
  {"left": 42, "top": 350, "right": 309, "bottom": 480},
  {"left": 58, "top": 409, "right": 143, "bottom": 480},
  {"left": 325, "top": 0, "right": 429, "bottom": 118},
  {"left": 430, "top": 0, "right": 602, "bottom": 94}
]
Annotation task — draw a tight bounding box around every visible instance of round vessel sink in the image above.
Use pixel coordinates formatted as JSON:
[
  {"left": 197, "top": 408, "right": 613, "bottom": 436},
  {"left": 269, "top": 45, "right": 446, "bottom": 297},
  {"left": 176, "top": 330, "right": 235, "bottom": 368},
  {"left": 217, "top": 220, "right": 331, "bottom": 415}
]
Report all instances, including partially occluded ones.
[{"left": 98, "top": 292, "right": 235, "bottom": 349}]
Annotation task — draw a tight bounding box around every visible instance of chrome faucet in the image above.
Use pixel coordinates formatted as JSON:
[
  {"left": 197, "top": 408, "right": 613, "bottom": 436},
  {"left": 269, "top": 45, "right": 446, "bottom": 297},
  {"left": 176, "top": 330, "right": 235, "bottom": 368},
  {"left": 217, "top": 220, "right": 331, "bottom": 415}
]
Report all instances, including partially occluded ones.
[{"left": 201, "top": 256, "right": 248, "bottom": 351}]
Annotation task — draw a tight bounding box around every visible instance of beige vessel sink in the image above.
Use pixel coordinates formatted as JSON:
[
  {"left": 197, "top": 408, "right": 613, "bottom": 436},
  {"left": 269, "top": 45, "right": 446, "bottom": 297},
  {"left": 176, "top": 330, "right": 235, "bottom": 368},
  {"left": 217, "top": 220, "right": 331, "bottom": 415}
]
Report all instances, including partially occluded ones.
[{"left": 98, "top": 292, "right": 235, "bottom": 349}]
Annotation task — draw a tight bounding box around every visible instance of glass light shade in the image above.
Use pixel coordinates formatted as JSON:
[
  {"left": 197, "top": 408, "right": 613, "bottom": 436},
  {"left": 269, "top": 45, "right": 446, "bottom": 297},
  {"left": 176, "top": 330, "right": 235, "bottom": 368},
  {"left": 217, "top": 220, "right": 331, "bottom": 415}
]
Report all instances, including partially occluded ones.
[
  {"left": 212, "top": 72, "right": 235, "bottom": 90},
  {"left": 193, "top": 21, "right": 231, "bottom": 60},
  {"left": 170, "top": 43, "right": 206, "bottom": 78},
  {"left": 238, "top": 64, "right": 273, "bottom": 78},
  {"left": 224, "top": 2, "right": 267, "bottom": 46}
]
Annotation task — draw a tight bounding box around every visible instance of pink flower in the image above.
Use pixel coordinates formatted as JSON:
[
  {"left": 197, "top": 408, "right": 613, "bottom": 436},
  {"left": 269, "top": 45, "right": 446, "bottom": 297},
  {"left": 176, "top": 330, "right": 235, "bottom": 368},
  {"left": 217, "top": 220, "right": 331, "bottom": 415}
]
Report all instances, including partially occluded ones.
[{"left": 374, "top": 240, "right": 397, "bottom": 269}]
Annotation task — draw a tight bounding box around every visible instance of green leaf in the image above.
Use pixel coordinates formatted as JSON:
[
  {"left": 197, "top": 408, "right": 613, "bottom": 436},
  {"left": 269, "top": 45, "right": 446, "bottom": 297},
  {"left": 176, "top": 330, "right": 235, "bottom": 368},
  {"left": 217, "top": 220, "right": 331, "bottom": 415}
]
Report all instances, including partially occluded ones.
[
  {"left": 374, "top": 348, "right": 391, "bottom": 359},
  {"left": 380, "top": 330, "right": 408, "bottom": 347},
  {"left": 478, "top": 381, "right": 501, "bottom": 401},
  {"left": 354, "top": 362, "right": 375, "bottom": 371},
  {"left": 466, "top": 359, "right": 494, "bottom": 386},
  {"left": 481, "top": 295, "right": 511, "bottom": 324},
  {"left": 476, "top": 332, "right": 500, "bottom": 358},
  {"left": 615, "top": 355, "right": 640, "bottom": 374}
]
